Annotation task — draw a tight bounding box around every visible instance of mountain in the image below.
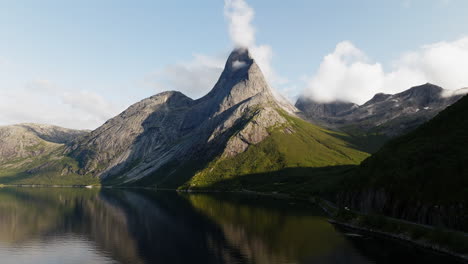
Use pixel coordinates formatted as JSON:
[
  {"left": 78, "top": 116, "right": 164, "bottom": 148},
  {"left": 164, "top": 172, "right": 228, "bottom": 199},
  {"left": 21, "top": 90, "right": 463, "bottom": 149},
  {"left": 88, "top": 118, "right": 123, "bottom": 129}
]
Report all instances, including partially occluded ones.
[
  {"left": 1, "top": 48, "right": 368, "bottom": 186},
  {"left": 336, "top": 94, "right": 468, "bottom": 232},
  {"left": 0, "top": 123, "right": 90, "bottom": 183},
  {"left": 296, "top": 84, "right": 467, "bottom": 141},
  {"left": 0, "top": 123, "right": 88, "bottom": 163},
  {"left": 295, "top": 100, "right": 358, "bottom": 125}
]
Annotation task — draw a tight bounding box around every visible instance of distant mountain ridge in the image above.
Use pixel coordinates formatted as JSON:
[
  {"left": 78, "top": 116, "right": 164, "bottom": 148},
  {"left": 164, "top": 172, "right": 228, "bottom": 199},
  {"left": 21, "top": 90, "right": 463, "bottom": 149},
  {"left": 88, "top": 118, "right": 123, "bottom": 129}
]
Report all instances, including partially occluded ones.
[
  {"left": 2, "top": 51, "right": 465, "bottom": 189},
  {"left": 0, "top": 123, "right": 87, "bottom": 163},
  {"left": 0, "top": 124, "right": 88, "bottom": 182},
  {"left": 296, "top": 83, "right": 467, "bottom": 138},
  {"left": 336, "top": 94, "right": 468, "bottom": 232}
]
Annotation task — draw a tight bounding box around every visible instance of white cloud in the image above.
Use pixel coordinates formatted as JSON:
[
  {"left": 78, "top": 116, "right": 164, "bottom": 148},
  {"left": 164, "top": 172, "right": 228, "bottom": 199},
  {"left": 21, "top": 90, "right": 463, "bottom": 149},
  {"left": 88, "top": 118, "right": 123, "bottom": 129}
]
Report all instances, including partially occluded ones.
[
  {"left": 224, "top": 0, "right": 291, "bottom": 101},
  {"left": 0, "top": 80, "right": 122, "bottom": 129},
  {"left": 61, "top": 90, "right": 118, "bottom": 121},
  {"left": 143, "top": 0, "right": 293, "bottom": 104},
  {"left": 224, "top": 0, "right": 255, "bottom": 48},
  {"left": 302, "top": 37, "right": 468, "bottom": 104},
  {"left": 0, "top": 0, "right": 292, "bottom": 131},
  {"left": 144, "top": 53, "right": 225, "bottom": 99}
]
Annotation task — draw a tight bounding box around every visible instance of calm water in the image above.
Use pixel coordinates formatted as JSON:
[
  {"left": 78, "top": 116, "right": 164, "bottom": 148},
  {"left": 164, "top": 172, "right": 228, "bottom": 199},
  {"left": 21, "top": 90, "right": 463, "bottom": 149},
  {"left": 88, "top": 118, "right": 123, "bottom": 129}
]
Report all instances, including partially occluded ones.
[{"left": 0, "top": 188, "right": 463, "bottom": 264}]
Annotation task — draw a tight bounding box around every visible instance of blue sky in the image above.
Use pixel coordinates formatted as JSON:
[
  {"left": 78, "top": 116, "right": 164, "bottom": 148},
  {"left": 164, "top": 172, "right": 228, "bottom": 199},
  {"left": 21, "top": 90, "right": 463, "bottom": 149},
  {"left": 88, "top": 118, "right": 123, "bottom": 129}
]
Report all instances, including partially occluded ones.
[{"left": 1, "top": 0, "right": 468, "bottom": 129}]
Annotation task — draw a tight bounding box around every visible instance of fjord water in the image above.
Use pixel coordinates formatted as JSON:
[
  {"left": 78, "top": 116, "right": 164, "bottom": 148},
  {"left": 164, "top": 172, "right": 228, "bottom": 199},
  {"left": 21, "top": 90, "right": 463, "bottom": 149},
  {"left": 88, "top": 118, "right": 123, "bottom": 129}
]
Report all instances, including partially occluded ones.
[{"left": 0, "top": 188, "right": 462, "bottom": 264}]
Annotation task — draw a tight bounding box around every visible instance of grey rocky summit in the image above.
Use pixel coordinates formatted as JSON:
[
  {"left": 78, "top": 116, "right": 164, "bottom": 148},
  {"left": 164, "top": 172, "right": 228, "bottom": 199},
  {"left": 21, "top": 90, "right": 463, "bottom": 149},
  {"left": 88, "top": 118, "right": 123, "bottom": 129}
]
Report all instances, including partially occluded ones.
[
  {"left": 295, "top": 83, "right": 467, "bottom": 137},
  {"left": 67, "top": 48, "right": 293, "bottom": 185}
]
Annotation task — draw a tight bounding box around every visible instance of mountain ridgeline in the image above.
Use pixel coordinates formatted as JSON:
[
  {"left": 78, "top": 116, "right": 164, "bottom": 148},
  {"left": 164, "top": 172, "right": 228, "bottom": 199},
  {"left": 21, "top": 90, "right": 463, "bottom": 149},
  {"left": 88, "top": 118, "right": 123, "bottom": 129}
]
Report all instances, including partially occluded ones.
[
  {"left": 0, "top": 124, "right": 91, "bottom": 184},
  {"left": 0, "top": 46, "right": 467, "bottom": 259},
  {"left": 0, "top": 48, "right": 368, "bottom": 186},
  {"left": 0, "top": 47, "right": 466, "bottom": 211},
  {"left": 295, "top": 84, "right": 467, "bottom": 152}
]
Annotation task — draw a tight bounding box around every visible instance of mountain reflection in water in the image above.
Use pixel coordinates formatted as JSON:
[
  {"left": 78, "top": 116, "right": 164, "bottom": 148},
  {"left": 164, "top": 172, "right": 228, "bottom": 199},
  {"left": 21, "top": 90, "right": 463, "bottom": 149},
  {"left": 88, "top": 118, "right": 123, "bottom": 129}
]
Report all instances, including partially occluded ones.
[{"left": 0, "top": 188, "right": 463, "bottom": 264}]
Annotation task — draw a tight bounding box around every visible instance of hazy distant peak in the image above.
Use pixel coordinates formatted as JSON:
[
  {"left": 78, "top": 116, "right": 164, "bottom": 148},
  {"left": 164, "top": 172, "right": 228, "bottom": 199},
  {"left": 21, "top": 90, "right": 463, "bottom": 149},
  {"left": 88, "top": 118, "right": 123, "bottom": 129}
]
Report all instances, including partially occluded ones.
[
  {"left": 400, "top": 83, "right": 443, "bottom": 95},
  {"left": 364, "top": 93, "right": 392, "bottom": 106}
]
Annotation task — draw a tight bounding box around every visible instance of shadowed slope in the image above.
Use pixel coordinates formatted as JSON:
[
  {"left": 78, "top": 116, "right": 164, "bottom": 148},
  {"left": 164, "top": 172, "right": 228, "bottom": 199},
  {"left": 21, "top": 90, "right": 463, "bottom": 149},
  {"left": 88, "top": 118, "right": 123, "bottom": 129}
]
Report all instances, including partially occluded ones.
[
  {"left": 296, "top": 83, "right": 468, "bottom": 152},
  {"left": 337, "top": 94, "right": 468, "bottom": 231},
  {"left": 0, "top": 49, "right": 369, "bottom": 187}
]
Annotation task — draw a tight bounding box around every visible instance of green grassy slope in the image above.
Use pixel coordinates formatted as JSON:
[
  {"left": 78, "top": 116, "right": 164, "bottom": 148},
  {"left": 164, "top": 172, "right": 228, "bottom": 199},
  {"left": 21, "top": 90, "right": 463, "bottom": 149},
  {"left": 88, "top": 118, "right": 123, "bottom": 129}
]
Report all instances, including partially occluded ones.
[
  {"left": 335, "top": 95, "right": 468, "bottom": 232},
  {"left": 184, "top": 110, "right": 369, "bottom": 190},
  {"left": 346, "top": 95, "right": 468, "bottom": 203},
  {"left": 0, "top": 109, "right": 369, "bottom": 188},
  {"left": 0, "top": 147, "right": 99, "bottom": 186}
]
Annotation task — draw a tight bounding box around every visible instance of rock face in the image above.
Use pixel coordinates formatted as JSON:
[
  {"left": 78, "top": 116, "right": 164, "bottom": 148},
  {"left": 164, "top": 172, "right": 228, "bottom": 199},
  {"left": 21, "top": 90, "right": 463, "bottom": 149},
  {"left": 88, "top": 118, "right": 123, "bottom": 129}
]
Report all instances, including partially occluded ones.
[
  {"left": 66, "top": 49, "right": 289, "bottom": 184},
  {"left": 0, "top": 48, "right": 369, "bottom": 186},
  {"left": 295, "top": 83, "right": 467, "bottom": 137},
  {"left": 59, "top": 48, "right": 367, "bottom": 187},
  {"left": 0, "top": 123, "right": 88, "bottom": 171}
]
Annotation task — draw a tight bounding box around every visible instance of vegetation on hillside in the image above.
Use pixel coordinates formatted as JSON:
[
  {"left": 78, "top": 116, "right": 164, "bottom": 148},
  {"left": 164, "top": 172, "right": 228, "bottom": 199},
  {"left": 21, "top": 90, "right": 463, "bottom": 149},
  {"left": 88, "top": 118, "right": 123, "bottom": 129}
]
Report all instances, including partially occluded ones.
[
  {"left": 0, "top": 147, "right": 99, "bottom": 186},
  {"left": 345, "top": 95, "right": 468, "bottom": 203},
  {"left": 183, "top": 110, "right": 369, "bottom": 190}
]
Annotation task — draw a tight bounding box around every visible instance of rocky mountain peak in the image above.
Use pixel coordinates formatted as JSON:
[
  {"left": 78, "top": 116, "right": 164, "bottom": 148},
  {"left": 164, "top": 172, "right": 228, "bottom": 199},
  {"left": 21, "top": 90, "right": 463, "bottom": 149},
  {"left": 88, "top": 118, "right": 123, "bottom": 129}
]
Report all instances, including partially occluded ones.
[
  {"left": 296, "top": 83, "right": 467, "bottom": 140},
  {"left": 396, "top": 83, "right": 444, "bottom": 107},
  {"left": 225, "top": 47, "right": 254, "bottom": 71},
  {"left": 148, "top": 91, "right": 193, "bottom": 107},
  {"left": 408, "top": 82, "right": 443, "bottom": 93},
  {"left": 199, "top": 48, "right": 275, "bottom": 115},
  {"left": 0, "top": 46, "right": 370, "bottom": 187}
]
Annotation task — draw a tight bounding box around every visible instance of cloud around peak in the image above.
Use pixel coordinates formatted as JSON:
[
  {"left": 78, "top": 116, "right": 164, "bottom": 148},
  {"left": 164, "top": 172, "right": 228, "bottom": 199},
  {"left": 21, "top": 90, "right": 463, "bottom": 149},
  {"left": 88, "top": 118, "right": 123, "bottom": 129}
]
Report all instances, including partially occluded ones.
[
  {"left": 302, "top": 37, "right": 468, "bottom": 105},
  {"left": 224, "top": 0, "right": 291, "bottom": 100},
  {"left": 224, "top": 0, "right": 255, "bottom": 48}
]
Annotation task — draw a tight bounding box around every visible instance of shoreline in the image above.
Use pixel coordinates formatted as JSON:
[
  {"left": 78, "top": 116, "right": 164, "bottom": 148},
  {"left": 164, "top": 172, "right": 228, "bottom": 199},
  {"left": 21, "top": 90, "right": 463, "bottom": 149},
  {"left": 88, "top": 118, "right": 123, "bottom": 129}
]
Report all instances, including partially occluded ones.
[
  {"left": 329, "top": 219, "right": 468, "bottom": 262},
  {"left": 314, "top": 197, "right": 468, "bottom": 262},
  {"left": 2, "top": 184, "right": 467, "bottom": 262},
  {"left": 181, "top": 188, "right": 468, "bottom": 262}
]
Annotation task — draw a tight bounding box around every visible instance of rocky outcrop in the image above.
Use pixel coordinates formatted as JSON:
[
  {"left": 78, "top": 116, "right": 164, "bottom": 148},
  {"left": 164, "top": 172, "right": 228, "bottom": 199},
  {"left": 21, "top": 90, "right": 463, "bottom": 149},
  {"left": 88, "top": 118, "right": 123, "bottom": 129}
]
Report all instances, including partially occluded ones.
[
  {"left": 221, "top": 106, "right": 287, "bottom": 157},
  {"left": 295, "top": 99, "right": 357, "bottom": 127},
  {"left": 1, "top": 48, "right": 369, "bottom": 186},
  {"left": 0, "top": 124, "right": 87, "bottom": 166},
  {"left": 65, "top": 48, "right": 297, "bottom": 184},
  {"left": 296, "top": 83, "right": 467, "bottom": 137},
  {"left": 66, "top": 91, "right": 194, "bottom": 176},
  {"left": 17, "top": 123, "right": 89, "bottom": 144}
]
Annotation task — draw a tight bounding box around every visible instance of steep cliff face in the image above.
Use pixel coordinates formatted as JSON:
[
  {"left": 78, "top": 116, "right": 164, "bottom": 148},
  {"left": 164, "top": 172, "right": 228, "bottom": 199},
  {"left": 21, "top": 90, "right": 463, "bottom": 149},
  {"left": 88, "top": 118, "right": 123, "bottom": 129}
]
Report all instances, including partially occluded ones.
[
  {"left": 66, "top": 91, "right": 194, "bottom": 177},
  {"left": 65, "top": 49, "right": 282, "bottom": 184},
  {"left": 60, "top": 48, "right": 367, "bottom": 187},
  {"left": 296, "top": 83, "right": 467, "bottom": 138},
  {"left": 336, "top": 94, "right": 468, "bottom": 232},
  {"left": 0, "top": 49, "right": 369, "bottom": 186}
]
